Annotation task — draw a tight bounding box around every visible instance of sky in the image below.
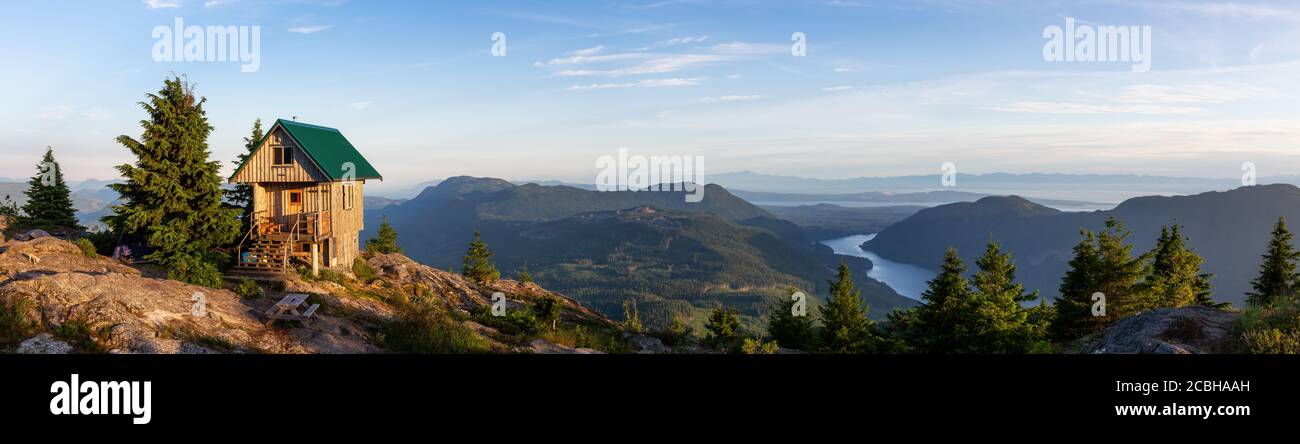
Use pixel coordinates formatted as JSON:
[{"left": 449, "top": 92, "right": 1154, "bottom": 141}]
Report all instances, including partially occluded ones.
[{"left": 1, "top": 0, "right": 1299, "bottom": 190}]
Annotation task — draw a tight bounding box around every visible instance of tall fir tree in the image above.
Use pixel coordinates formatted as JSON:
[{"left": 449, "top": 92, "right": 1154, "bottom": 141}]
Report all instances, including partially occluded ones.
[
  {"left": 366, "top": 216, "right": 402, "bottom": 254},
  {"left": 902, "top": 248, "right": 977, "bottom": 353},
  {"left": 1052, "top": 217, "right": 1150, "bottom": 340},
  {"left": 1144, "top": 225, "right": 1214, "bottom": 308},
  {"left": 225, "top": 119, "right": 263, "bottom": 232},
  {"left": 105, "top": 76, "right": 240, "bottom": 270},
  {"left": 766, "top": 290, "right": 817, "bottom": 351},
  {"left": 1246, "top": 217, "right": 1300, "bottom": 307},
  {"left": 818, "top": 262, "right": 877, "bottom": 353},
  {"left": 461, "top": 230, "right": 500, "bottom": 284},
  {"left": 968, "top": 241, "right": 1046, "bottom": 352},
  {"left": 20, "top": 147, "right": 82, "bottom": 231}
]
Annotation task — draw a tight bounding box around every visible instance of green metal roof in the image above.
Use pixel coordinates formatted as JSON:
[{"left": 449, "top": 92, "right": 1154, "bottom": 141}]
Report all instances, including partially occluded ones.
[{"left": 229, "top": 118, "right": 383, "bottom": 182}]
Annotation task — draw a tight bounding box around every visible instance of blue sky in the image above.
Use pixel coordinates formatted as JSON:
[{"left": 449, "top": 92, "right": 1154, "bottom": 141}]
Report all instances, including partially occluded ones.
[{"left": 2, "top": 0, "right": 1299, "bottom": 189}]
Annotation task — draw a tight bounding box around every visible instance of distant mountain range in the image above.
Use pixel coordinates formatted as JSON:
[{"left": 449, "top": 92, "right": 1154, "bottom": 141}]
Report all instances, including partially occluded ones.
[
  {"left": 734, "top": 189, "right": 1104, "bottom": 210},
  {"left": 864, "top": 184, "right": 1300, "bottom": 306},
  {"left": 709, "top": 170, "right": 1300, "bottom": 204},
  {"left": 0, "top": 179, "right": 121, "bottom": 229},
  {"left": 363, "top": 176, "right": 917, "bottom": 329}
]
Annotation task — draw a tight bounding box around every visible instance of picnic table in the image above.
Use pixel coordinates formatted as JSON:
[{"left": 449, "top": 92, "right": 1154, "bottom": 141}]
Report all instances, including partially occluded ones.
[{"left": 265, "top": 293, "right": 320, "bottom": 326}]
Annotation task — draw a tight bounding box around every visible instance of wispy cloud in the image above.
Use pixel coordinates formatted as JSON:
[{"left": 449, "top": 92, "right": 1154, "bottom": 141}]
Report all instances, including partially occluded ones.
[
  {"left": 143, "top": 0, "right": 181, "bottom": 8},
  {"left": 288, "top": 25, "right": 333, "bottom": 34},
  {"left": 567, "top": 78, "right": 701, "bottom": 90},
  {"left": 348, "top": 101, "right": 372, "bottom": 110},
  {"left": 703, "top": 95, "right": 765, "bottom": 102},
  {"left": 709, "top": 42, "right": 788, "bottom": 55}
]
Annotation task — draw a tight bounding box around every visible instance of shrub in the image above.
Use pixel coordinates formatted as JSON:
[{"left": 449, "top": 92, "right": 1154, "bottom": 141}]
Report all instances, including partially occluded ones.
[
  {"left": 382, "top": 303, "right": 491, "bottom": 354},
  {"left": 742, "top": 337, "right": 780, "bottom": 354},
  {"left": 75, "top": 238, "right": 99, "bottom": 258},
  {"left": 472, "top": 305, "right": 541, "bottom": 337},
  {"left": 53, "top": 319, "right": 105, "bottom": 353},
  {"left": 621, "top": 299, "right": 642, "bottom": 334},
  {"left": 352, "top": 257, "right": 376, "bottom": 283},
  {"left": 1242, "top": 327, "right": 1300, "bottom": 354},
  {"left": 656, "top": 314, "right": 693, "bottom": 347},
  {"left": 166, "top": 254, "right": 223, "bottom": 289},
  {"left": 1234, "top": 298, "right": 1300, "bottom": 354},
  {"left": 0, "top": 295, "right": 39, "bottom": 346},
  {"left": 534, "top": 296, "right": 563, "bottom": 330},
  {"left": 234, "top": 278, "right": 265, "bottom": 299}
]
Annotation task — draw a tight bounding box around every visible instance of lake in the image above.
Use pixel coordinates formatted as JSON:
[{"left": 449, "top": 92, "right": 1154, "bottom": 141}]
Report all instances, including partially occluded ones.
[{"left": 820, "top": 233, "right": 936, "bottom": 302}]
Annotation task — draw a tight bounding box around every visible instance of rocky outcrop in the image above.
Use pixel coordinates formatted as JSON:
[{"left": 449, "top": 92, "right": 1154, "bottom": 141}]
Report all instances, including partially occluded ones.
[
  {"left": 1082, "top": 306, "right": 1239, "bottom": 354},
  {"left": 365, "top": 253, "right": 612, "bottom": 327},
  {"left": 0, "top": 237, "right": 375, "bottom": 353}
]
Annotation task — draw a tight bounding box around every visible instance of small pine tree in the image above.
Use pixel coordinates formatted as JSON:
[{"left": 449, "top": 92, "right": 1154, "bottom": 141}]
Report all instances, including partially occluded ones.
[
  {"left": 534, "top": 296, "right": 563, "bottom": 330},
  {"left": 366, "top": 216, "right": 403, "bottom": 254},
  {"left": 517, "top": 262, "right": 534, "bottom": 283},
  {"left": 20, "top": 147, "right": 82, "bottom": 231},
  {"left": 818, "top": 262, "right": 877, "bottom": 353},
  {"left": 225, "top": 119, "right": 263, "bottom": 232},
  {"left": 704, "top": 306, "right": 741, "bottom": 351},
  {"left": 460, "top": 230, "right": 499, "bottom": 284},
  {"left": 1144, "top": 225, "right": 1214, "bottom": 308},
  {"left": 766, "top": 291, "right": 816, "bottom": 351},
  {"left": 1246, "top": 217, "right": 1300, "bottom": 307},
  {"left": 105, "top": 76, "right": 240, "bottom": 276}
]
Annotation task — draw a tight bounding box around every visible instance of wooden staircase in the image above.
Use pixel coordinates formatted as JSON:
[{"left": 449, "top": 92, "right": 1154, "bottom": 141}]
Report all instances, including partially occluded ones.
[
  {"left": 231, "top": 231, "right": 293, "bottom": 277},
  {"left": 229, "top": 210, "right": 326, "bottom": 279}
]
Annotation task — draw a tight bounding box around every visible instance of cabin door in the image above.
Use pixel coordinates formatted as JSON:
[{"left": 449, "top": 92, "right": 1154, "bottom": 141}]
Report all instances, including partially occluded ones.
[{"left": 287, "top": 190, "right": 303, "bottom": 215}]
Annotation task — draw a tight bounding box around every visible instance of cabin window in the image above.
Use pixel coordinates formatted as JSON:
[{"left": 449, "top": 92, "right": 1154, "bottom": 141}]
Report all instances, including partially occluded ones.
[
  {"left": 272, "top": 145, "right": 294, "bottom": 166},
  {"left": 342, "top": 183, "right": 355, "bottom": 210}
]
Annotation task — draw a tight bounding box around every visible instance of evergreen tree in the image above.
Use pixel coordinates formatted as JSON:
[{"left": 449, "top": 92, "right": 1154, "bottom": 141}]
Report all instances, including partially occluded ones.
[
  {"left": 366, "top": 216, "right": 403, "bottom": 254},
  {"left": 1246, "top": 217, "right": 1300, "bottom": 307},
  {"left": 766, "top": 291, "right": 817, "bottom": 351},
  {"left": 104, "top": 76, "right": 240, "bottom": 277},
  {"left": 1144, "top": 225, "right": 1214, "bottom": 307},
  {"left": 517, "top": 262, "right": 534, "bottom": 283},
  {"left": 460, "top": 230, "right": 499, "bottom": 284},
  {"left": 225, "top": 119, "right": 263, "bottom": 232},
  {"left": 818, "top": 262, "right": 877, "bottom": 353},
  {"left": 20, "top": 147, "right": 82, "bottom": 231},
  {"left": 704, "top": 306, "right": 741, "bottom": 351},
  {"left": 1052, "top": 217, "right": 1149, "bottom": 340},
  {"left": 968, "top": 241, "right": 1046, "bottom": 352},
  {"left": 534, "top": 296, "right": 563, "bottom": 330},
  {"left": 897, "top": 248, "right": 977, "bottom": 353}
]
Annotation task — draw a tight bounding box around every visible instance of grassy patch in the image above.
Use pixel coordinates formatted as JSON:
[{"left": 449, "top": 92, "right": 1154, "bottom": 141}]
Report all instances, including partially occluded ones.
[
  {"left": 381, "top": 301, "right": 491, "bottom": 354},
  {"left": 53, "top": 319, "right": 106, "bottom": 353},
  {"left": 75, "top": 238, "right": 98, "bottom": 258},
  {"left": 234, "top": 278, "right": 265, "bottom": 299},
  {"left": 1233, "top": 299, "right": 1300, "bottom": 354},
  {"left": 0, "top": 295, "right": 39, "bottom": 347}
]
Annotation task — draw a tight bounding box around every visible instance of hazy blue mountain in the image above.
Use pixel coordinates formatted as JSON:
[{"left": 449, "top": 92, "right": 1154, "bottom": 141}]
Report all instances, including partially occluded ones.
[
  {"left": 710, "top": 170, "right": 1300, "bottom": 204},
  {"left": 864, "top": 184, "right": 1300, "bottom": 306},
  {"left": 735, "top": 189, "right": 1103, "bottom": 209}
]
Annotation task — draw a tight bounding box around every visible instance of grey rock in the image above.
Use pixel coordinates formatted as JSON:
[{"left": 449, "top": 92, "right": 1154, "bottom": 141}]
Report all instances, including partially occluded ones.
[
  {"left": 1084, "top": 306, "right": 1238, "bottom": 354},
  {"left": 17, "top": 333, "right": 73, "bottom": 354}
]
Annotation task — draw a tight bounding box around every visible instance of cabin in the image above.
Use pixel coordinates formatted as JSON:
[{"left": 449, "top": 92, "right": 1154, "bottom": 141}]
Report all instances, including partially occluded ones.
[{"left": 228, "top": 119, "right": 382, "bottom": 277}]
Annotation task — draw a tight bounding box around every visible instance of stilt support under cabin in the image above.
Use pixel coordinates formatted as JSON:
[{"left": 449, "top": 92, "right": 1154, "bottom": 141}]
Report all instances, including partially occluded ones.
[{"left": 311, "top": 243, "right": 320, "bottom": 277}]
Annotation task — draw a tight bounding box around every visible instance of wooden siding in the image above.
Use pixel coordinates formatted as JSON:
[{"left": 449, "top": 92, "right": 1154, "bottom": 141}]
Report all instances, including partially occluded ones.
[{"left": 231, "top": 126, "right": 329, "bottom": 183}]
